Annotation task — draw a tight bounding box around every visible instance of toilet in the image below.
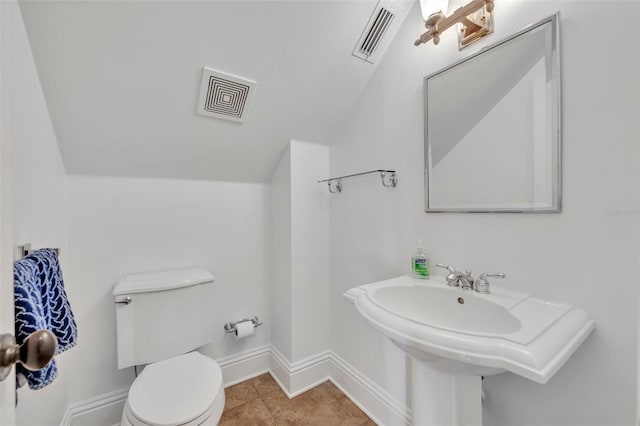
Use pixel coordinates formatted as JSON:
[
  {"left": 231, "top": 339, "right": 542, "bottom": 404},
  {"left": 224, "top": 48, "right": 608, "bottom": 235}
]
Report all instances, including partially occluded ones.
[{"left": 113, "top": 268, "right": 225, "bottom": 426}]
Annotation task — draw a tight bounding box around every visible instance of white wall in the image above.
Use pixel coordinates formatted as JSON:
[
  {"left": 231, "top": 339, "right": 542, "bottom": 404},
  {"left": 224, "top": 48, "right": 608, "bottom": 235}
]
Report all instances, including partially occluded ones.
[
  {"left": 1, "top": 1, "right": 70, "bottom": 424},
  {"left": 270, "top": 146, "right": 293, "bottom": 361},
  {"left": 330, "top": 1, "right": 640, "bottom": 425},
  {"left": 269, "top": 140, "right": 330, "bottom": 365},
  {"left": 66, "top": 175, "right": 270, "bottom": 409},
  {"left": 290, "top": 140, "right": 330, "bottom": 362}
]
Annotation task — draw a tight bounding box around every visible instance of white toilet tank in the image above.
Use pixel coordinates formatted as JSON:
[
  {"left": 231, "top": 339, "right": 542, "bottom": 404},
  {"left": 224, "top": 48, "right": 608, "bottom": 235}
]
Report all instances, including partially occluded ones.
[{"left": 113, "top": 268, "right": 216, "bottom": 369}]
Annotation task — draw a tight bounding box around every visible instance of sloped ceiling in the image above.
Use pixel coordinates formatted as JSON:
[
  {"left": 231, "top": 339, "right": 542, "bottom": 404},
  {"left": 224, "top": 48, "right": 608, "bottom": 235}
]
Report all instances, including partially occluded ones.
[{"left": 19, "top": 0, "right": 412, "bottom": 182}]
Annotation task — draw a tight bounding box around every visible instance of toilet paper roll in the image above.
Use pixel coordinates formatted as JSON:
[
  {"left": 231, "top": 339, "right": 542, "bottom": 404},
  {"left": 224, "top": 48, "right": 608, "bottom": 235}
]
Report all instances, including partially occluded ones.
[{"left": 235, "top": 321, "right": 254, "bottom": 340}]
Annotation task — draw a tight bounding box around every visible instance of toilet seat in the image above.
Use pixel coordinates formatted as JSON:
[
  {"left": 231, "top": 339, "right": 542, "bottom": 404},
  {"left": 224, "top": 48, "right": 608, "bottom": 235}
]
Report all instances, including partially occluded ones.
[
  {"left": 124, "top": 351, "right": 224, "bottom": 426},
  {"left": 124, "top": 399, "right": 219, "bottom": 426}
]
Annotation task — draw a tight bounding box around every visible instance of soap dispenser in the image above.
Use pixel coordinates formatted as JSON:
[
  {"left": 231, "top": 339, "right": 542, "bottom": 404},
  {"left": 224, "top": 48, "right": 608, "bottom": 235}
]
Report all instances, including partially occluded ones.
[{"left": 411, "top": 239, "right": 430, "bottom": 279}]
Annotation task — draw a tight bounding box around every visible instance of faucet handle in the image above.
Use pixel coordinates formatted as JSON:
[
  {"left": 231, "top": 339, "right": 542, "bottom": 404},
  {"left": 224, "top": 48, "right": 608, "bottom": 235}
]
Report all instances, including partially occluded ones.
[
  {"left": 436, "top": 264, "right": 459, "bottom": 287},
  {"left": 436, "top": 263, "right": 456, "bottom": 273},
  {"left": 474, "top": 272, "right": 505, "bottom": 294},
  {"left": 485, "top": 273, "right": 506, "bottom": 279}
]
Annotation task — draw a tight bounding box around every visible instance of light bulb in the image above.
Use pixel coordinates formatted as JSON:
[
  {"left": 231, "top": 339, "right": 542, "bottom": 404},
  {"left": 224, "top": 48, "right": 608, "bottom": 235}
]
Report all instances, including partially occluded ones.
[{"left": 419, "top": 0, "right": 449, "bottom": 21}]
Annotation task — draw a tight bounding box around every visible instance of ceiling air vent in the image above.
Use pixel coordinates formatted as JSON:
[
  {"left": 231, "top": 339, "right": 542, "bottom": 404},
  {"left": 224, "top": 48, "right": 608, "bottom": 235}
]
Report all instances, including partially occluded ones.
[
  {"left": 197, "top": 67, "right": 257, "bottom": 123},
  {"left": 352, "top": 1, "right": 399, "bottom": 63}
]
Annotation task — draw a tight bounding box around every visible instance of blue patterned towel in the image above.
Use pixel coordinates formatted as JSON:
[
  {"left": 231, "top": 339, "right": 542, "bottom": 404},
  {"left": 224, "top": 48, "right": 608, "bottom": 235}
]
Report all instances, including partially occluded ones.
[{"left": 14, "top": 248, "right": 77, "bottom": 390}]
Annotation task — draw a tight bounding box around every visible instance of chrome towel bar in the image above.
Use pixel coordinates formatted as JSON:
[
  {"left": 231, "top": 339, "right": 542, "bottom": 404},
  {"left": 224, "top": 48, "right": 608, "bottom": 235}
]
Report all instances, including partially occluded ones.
[{"left": 317, "top": 169, "right": 397, "bottom": 193}]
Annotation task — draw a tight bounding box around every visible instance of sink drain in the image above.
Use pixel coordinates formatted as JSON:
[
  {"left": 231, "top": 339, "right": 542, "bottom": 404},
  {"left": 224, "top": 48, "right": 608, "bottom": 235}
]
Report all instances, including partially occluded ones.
[{"left": 457, "top": 297, "right": 465, "bottom": 304}]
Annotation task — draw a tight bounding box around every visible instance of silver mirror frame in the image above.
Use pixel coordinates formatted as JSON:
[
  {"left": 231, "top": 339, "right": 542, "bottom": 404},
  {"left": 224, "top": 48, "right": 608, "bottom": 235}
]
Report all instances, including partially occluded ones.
[{"left": 424, "top": 13, "right": 562, "bottom": 213}]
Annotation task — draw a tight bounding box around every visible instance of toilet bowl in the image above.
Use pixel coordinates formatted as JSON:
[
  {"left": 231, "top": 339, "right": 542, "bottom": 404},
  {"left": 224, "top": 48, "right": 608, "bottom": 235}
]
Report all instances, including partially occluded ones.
[{"left": 121, "top": 352, "right": 225, "bottom": 426}]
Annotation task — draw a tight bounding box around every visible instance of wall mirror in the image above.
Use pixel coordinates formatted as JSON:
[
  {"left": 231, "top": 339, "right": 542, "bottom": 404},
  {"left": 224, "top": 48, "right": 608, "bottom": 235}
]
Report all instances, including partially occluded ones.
[{"left": 424, "top": 14, "right": 561, "bottom": 212}]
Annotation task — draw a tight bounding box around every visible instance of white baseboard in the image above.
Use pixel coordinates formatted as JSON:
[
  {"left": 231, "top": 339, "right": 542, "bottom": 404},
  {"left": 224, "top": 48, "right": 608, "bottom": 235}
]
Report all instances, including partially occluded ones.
[
  {"left": 329, "top": 351, "right": 411, "bottom": 426},
  {"left": 60, "top": 388, "right": 128, "bottom": 426},
  {"left": 269, "top": 346, "right": 333, "bottom": 397},
  {"left": 60, "top": 347, "right": 410, "bottom": 426},
  {"left": 217, "top": 344, "right": 271, "bottom": 387},
  {"left": 268, "top": 347, "right": 410, "bottom": 425}
]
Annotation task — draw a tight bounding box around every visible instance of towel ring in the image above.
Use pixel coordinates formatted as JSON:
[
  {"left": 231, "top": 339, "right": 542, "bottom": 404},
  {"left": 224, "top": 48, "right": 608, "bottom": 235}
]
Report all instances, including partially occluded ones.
[{"left": 0, "top": 330, "right": 57, "bottom": 381}]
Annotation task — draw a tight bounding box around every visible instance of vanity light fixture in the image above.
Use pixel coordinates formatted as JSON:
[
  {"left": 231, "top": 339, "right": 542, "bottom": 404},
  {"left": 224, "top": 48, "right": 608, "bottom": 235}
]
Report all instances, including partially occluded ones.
[{"left": 415, "top": 0, "right": 494, "bottom": 50}]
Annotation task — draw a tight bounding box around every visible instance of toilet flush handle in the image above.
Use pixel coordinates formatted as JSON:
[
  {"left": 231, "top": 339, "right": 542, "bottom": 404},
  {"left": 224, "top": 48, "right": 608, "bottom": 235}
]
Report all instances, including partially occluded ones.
[{"left": 115, "top": 296, "right": 132, "bottom": 305}]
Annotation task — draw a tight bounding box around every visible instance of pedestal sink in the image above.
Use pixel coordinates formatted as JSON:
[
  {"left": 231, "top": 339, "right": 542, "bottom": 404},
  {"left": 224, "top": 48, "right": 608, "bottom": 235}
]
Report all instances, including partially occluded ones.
[{"left": 344, "top": 275, "right": 595, "bottom": 426}]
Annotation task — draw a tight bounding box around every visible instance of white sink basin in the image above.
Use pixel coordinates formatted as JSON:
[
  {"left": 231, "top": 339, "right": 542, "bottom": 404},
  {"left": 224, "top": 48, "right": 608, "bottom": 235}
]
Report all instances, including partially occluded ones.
[
  {"left": 371, "top": 285, "right": 521, "bottom": 335},
  {"left": 345, "top": 275, "right": 595, "bottom": 384}
]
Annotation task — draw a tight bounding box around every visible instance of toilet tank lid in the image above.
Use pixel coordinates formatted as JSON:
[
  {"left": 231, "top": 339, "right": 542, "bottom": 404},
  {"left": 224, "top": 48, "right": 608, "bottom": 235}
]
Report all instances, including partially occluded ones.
[{"left": 113, "top": 268, "right": 215, "bottom": 296}]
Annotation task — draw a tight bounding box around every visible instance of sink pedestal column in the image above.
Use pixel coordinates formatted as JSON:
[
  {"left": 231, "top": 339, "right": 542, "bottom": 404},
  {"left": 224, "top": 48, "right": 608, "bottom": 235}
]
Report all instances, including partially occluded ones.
[{"left": 412, "top": 358, "right": 482, "bottom": 426}]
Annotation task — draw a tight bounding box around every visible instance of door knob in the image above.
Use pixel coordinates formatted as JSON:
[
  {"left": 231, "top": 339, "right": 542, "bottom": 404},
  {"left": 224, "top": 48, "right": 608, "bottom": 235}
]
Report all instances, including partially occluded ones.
[{"left": 0, "top": 330, "right": 57, "bottom": 381}]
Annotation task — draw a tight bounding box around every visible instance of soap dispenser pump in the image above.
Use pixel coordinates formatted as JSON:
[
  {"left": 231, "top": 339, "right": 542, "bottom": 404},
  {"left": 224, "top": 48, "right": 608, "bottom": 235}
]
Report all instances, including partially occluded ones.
[{"left": 411, "top": 239, "right": 430, "bottom": 279}]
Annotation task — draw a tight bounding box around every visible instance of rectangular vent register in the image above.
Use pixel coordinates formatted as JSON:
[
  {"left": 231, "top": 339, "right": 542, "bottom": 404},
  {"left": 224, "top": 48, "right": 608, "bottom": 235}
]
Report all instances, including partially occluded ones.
[{"left": 352, "top": 1, "right": 398, "bottom": 63}]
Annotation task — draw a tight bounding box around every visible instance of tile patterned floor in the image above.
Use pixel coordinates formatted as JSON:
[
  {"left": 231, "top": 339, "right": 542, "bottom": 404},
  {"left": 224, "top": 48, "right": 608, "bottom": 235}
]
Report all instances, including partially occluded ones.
[{"left": 220, "top": 373, "right": 376, "bottom": 426}]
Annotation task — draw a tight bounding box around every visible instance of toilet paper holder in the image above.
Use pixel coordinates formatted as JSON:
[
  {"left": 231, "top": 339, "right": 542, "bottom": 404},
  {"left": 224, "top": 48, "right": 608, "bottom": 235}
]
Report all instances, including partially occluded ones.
[{"left": 224, "top": 316, "right": 263, "bottom": 335}]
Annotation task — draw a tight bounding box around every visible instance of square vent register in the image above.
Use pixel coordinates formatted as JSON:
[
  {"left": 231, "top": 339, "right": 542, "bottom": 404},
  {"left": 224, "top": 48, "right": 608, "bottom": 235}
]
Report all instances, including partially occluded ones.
[{"left": 197, "top": 67, "right": 257, "bottom": 123}]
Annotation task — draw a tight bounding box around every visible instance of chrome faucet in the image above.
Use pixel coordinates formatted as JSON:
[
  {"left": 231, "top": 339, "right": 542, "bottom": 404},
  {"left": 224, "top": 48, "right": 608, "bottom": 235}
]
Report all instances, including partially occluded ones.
[
  {"left": 436, "top": 264, "right": 474, "bottom": 288},
  {"left": 436, "top": 264, "right": 505, "bottom": 294},
  {"left": 473, "top": 272, "right": 506, "bottom": 294},
  {"left": 437, "top": 264, "right": 458, "bottom": 285}
]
